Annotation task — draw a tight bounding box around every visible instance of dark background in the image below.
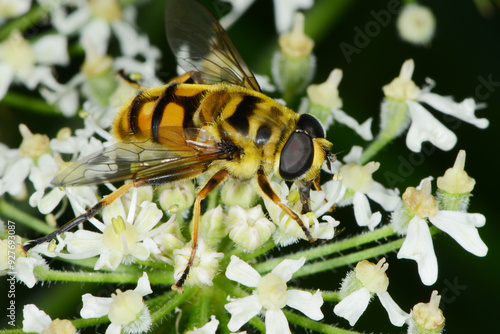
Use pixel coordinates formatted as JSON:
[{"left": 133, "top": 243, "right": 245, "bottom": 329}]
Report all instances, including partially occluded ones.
[{"left": 1, "top": 0, "right": 499, "bottom": 333}]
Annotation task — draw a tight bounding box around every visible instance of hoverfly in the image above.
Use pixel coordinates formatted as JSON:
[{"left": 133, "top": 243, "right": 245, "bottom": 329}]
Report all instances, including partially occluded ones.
[{"left": 24, "top": 0, "right": 336, "bottom": 292}]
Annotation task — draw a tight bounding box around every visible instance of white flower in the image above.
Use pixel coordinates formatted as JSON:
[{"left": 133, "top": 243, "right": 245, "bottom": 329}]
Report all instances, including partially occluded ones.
[
  {"left": 397, "top": 4, "right": 436, "bottom": 45},
  {"left": 382, "top": 59, "right": 489, "bottom": 153},
  {"left": 224, "top": 256, "right": 323, "bottom": 333},
  {"left": 22, "top": 304, "right": 76, "bottom": 334},
  {"left": 153, "top": 217, "right": 186, "bottom": 265},
  {"left": 393, "top": 178, "right": 488, "bottom": 285},
  {"left": 0, "top": 30, "right": 68, "bottom": 99},
  {"left": 173, "top": 238, "right": 224, "bottom": 287},
  {"left": 1, "top": 235, "right": 47, "bottom": 288},
  {"left": 334, "top": 258, "right": 409, "bottom": 327},
  {"left": 226, "top": 205, "right": 276, "bottom": 252},
  {"left": 59, "top": 193, "right": 168, "bottom": 271},
  {"left": 304, "top": 69, "right": 373, "bottom": 140},
  {"left": 0, "top": 124, "right": 50, "bottom": 198},
  {"left": 158, "top": 180, "right": 196, "bottom": 217},
  {"left": 186, "top": 315, "right": 219, "bottom": 334},
  {"left": 336, "top": 146, "right": 401, "bottom": 230},
  {"left": 81, "top": 272, "right": 152, "bottom": 334},
  {"left": 263, "top": 179, "right": 342, "bottom": 245}
]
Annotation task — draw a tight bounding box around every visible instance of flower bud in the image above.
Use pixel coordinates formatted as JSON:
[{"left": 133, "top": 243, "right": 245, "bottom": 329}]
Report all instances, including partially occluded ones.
[
  {"left": 220, "top": 178, "right": 257, "bottom": 208},
  {"left": 199, "top": 206, "right": 227, "bottom": 248},
  {"left": 437, "top": 150, "right": 475, "bottom": 212},
  {"left": 397, "top": 4, "right": 436, "bottom": 46},
  {"left": 306, "top": 69, "right": 343, "bottom": 127},
  {"left": 226, "top": 205, "right": 275, "bottom": 252},
  {"left": 158, "top": 180, "right": 196, "bottom": 216},
  {"left": 402, "top": 180, "right": 439, "bottom": 219},
  {"left": 339, "top": 161, "right": 380, "bottom": 198},
  {"left": 272, "top": 13, "right": 316, "bottom": 99},
  {"left": 408, "top": 291, "right": 445, "bottom": 334}
]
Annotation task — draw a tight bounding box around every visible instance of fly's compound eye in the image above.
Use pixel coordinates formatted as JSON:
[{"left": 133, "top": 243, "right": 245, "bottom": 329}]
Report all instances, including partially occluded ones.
[
  {"left": 297, "top": 114, "right": 325, "bottom": 138},
  {"left": 279, "top": 131, "right": 314, "bottom": 180}
]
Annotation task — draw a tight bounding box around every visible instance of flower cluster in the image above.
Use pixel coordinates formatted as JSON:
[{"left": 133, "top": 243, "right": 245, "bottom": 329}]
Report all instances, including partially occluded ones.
[{"left": 0, "top": 1, "right": 491, "bottom": 334}]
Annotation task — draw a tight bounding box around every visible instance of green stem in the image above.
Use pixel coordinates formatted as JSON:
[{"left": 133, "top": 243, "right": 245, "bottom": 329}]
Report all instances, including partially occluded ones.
[
  {"left": 149, "top": 287, "right": 196, "bottom": 324},
  {"left": 360, "top": 131, "right": 396, "bottom": 165},
  {"left": 71, "top": 316, "right": 110, "bottom": 330},
  {"left": 35, "top": 266, "right": 174, "bottom": 285},
  {"left": 322, "top": 291, "right": 342, "bottom": 302},
  {"left": 360, "top": 99, "right": 409, "bottom": 164},
  {"left": 0, "top": 199, "right": 54, "bottom": 235},
  {"left": 284, "top": 309, "right": 359, "bottom": 334},
  {"left": 253, "top": 225, "right": 396, "bottom": 273},
  {"left": 293, "top": 237, "right": 405, "bottom": 279},
  {"left": 0, "top": 91, "right": 62, "bottom": 116}
]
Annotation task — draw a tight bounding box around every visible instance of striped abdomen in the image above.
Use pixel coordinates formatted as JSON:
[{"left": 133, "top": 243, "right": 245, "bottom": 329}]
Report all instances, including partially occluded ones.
[{"left": 113, "top": 83, "right": 209, "bottom": 142}]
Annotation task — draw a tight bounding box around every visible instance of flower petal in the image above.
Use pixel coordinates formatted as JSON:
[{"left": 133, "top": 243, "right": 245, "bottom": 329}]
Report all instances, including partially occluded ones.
[
  {"left": 22, "top": 304, "right": 52, "bottom": 333},
  {"left": 286, "top": 289, "right": 324, "bottom": 320},
  {"left": 430, "top": 211, "right": 488, "bottom": 257},
  {"left": 273, "top": 0, "right": 314, "bottom": 34},
  {"left": 225, "top": 295, "right": 262, "bottom": 332},
  {"left": 32, "top": 34, "right": 69, "bottom": 65},
  {"left": 352, "top": 192, "right": 382, "bottom": 230},
  {"left": 134, "top": 202, "right": 163, "bottom": 235},
  {"left": 265, "top": 309, "right": 291, "bottom": 334},
  {"left": 331, "top": 108, "right": 374, "bottom": 141},
  {"left": 406, "top": 101, "right": 457, "bottom": 152},
  {"left": 418, "top": 92, "right": 489, "bottom": 129},
  {"left": 16, "top": 256, "right": 44, "bottom": 288},
  {"left": 397, "top": 216, "right": 438, "bottom": 285},
  {"left": 65, "top": 230, "right": 104, "bottom": 258},
  {"left": 271, "top": 257, "right": 306, "bottom": 282},
  {"left": 377, "top": 291, "right": 410, "bottom": 326},
  {"left": 366, "top": 181, "right": 401, "bottom": 212},
  {"left": 334, "top": 287, "right": 371, "bottom": 326},
  {"left": 81, "top": 293, "right": 113, "bottom": 318},
  {"left": 0, "top": 63, "right": 15, "bottom": 99},
  {"left": 102, "top": 198, "right": 127, "bottom": 226},
  {"left": 105, "top": 322, "right": 122, "bottom": 334},
  {"left": 225, "top": 255, "right": 262, "bottom": 287},
  {"left": 134, "top": 272, "right": 153, "bottom": 296}
]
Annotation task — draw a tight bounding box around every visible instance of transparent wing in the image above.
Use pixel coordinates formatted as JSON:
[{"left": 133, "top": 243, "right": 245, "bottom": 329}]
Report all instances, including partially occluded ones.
[
  {"left": 52, "top": 128, "right": 225, "bottom": 187},
  {"left": 165, "top": 0, "right": 261, "bottom": 92}
]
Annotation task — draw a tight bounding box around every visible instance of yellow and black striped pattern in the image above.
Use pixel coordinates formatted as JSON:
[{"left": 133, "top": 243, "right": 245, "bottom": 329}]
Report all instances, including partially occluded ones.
[{"left": 113, "top": 83, "right": 303, "bottom": 179}]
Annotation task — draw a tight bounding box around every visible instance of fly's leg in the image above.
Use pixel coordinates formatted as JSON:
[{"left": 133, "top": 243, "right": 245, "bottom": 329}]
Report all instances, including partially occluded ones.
[
  {"left": 23, "top": 181, "right": 137, "bottom": 251},
  {"left": 23, "top": 165, "right": 207, "bottom": 252},
  {"left": 256, "top": 170, "right": 316, "bottom": 243},
  {"left": 172, "top": 169, "right": 229, "bottom": 292}
]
